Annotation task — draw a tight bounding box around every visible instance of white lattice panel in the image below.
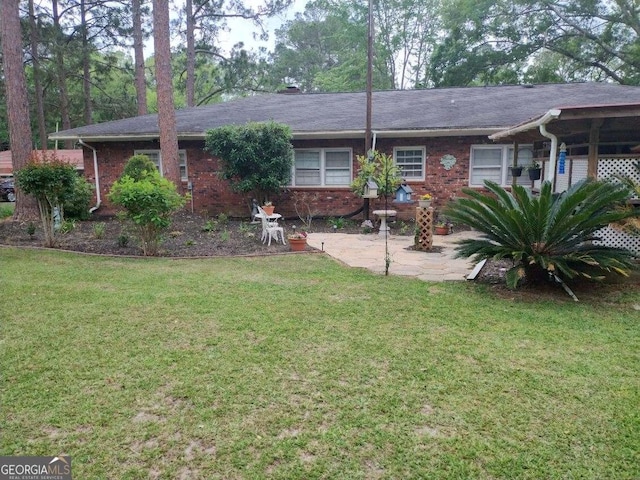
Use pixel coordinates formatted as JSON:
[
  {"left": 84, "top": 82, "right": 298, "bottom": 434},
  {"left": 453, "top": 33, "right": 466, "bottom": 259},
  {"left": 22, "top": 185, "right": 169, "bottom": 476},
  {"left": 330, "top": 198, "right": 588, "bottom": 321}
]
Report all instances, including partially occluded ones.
[
  {"left": 593, "top": 226, "right": 640, "bottom": 256},
  {"left": 598, "top": 157, "right": 640, "bottom": 199}
]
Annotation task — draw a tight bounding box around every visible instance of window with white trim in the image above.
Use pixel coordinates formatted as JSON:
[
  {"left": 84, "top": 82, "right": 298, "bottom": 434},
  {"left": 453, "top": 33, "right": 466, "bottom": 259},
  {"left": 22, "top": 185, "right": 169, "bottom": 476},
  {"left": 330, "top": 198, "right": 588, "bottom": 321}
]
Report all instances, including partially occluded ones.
[
  {"left": 394, "top": 147, "right": 425, "bottom": 180},
  {"left": 134, "top": 150, "right": 188, "bottom": 181},
  {"left": 469, "top": 145, "right": 533, "bottom": 187},
  {"left": 292, "top": 148, "right": 351, "bottom": 186}
]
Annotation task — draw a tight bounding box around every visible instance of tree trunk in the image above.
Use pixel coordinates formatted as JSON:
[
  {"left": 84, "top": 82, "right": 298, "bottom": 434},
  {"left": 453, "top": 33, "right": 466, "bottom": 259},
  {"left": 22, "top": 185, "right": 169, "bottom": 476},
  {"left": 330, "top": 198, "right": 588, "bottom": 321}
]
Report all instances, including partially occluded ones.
[
  {"left": 52, "top": 0, "right": 73, "bottom": 149},
  {"left": 185, "top": 0, "right": 196, "bottom": 107},
  {"left": 152, "top": 0, "right": 181, "bottom": 187},
  {"left": 133, "top": 0, "right": 148, "bottom": 115},
  {"left": 81, "top": 0, "right": 93, "bottom": 125},
  {"left": 28, "top": 0, "right": 48, "bottom": 149},
  {"left": 0, "top": 0, "right": 38, "bottom": 220}
]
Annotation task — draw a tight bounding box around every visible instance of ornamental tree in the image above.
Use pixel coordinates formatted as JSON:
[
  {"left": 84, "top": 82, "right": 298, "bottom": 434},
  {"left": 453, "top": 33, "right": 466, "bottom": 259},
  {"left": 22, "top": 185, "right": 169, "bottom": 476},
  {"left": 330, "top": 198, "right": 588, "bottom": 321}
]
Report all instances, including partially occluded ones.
[
  {"left": 204, "top": 121, "right": 293, "bottom": 207},
  {"left": 14, "top": 159, "right": 78, "bottom": 247},
  {"left": 351, "top": 150, "right": 402, "bottom": 198}
]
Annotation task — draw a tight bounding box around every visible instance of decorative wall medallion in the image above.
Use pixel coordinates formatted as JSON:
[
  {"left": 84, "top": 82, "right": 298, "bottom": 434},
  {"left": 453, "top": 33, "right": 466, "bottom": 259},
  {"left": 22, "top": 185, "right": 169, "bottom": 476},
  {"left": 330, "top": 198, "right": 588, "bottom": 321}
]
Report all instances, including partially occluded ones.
[{"left": 440, "top": 154, "right": 457, "bottom": 170}]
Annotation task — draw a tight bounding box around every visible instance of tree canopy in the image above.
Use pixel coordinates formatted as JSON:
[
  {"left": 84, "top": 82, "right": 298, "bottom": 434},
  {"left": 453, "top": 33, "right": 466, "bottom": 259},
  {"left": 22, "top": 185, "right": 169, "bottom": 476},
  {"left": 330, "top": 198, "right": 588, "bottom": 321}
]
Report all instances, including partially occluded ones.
[{"left": 1, "top": 0, "right": 639, "bottom": 150}]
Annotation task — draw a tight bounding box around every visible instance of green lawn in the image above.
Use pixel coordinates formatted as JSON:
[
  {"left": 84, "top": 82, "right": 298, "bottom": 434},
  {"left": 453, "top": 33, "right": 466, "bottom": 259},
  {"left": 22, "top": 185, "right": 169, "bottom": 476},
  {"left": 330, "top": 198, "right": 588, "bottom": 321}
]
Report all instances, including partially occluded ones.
[
  {"left": 1, "top": 248, "right": 638, "bottom": 479},
  {"left": 0, "top": 201, "right": 14, "bottom": 219}
]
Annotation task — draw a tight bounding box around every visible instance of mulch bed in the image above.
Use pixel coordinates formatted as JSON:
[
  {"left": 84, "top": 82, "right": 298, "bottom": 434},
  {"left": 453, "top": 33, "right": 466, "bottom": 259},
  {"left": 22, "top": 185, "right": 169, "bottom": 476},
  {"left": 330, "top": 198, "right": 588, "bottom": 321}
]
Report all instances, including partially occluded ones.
[
  {"left": 2, "top": 211, "right": 638, "bottom": 304},
  {"left": 0, "top": 211, "right": 298, "bottom": 257}
]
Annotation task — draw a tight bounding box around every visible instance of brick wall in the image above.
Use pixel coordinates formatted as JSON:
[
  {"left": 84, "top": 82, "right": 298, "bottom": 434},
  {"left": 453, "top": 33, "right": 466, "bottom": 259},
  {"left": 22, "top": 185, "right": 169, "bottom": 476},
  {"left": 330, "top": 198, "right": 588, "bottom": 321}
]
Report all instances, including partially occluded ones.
[{"left": 82, "top": 135, "right": 494, "bottom": 220}]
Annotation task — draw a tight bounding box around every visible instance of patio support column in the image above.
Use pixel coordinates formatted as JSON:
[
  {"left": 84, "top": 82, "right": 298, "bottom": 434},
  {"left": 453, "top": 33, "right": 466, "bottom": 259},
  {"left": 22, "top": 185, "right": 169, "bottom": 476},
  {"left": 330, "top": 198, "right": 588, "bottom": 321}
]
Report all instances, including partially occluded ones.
[{"left": 587, "top": 119, "right": 603, "bottom": 179}]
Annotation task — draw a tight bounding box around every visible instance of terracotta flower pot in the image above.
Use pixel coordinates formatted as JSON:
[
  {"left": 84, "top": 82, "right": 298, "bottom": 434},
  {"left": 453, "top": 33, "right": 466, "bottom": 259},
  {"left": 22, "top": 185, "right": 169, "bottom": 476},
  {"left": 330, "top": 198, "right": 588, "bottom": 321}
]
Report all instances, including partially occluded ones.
[
  {"left": 434, "top": 226, "right": 449, "bottom": 235},
  {"left": 289, "top": 237, "right": 307, "bottom": 251},
  {"left": 262, "top": 205, "right": 275, "bottom": 215}
]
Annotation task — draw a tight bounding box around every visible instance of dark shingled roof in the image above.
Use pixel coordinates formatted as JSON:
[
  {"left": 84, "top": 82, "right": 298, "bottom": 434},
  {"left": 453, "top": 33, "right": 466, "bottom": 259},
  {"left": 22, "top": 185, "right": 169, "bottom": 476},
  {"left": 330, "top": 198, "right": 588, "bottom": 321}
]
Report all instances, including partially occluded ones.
[{"left": 50, "top": 82, "right": 640, "bottom": 141}]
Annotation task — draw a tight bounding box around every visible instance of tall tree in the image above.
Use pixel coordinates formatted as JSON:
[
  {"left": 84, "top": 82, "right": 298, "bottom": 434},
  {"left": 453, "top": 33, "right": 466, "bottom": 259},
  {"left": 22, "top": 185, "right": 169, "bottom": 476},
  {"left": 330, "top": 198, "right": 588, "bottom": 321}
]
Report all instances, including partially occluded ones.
[
  {"left": 80, "top": 0, "right": 92, "bottom": 124},
  {"left": 431, "top": 0, "right": 640, "bottom": 86},
  {"left": 28, "top": 0, "right": 47, "bottom": 148},
  {"left": 0, "top": 0, "right": 37, "bottom": 220},
  {"left": 152, "top": 0, "right": 181, "bottom": 186},
  {"left": 269, "top": 0, "right": 440, "bottom": 91},
  {"left": 180, "top": 0, "right": 291, "bottom": 106},
  {"left": 51, "top": 0, "right": 73, "bottom": 147},
  {"left": 132, "top": 0, "right": 148, "bottom": 115},
  {"left": 374, "top": 0, "right": 441, "bottom": 88}
]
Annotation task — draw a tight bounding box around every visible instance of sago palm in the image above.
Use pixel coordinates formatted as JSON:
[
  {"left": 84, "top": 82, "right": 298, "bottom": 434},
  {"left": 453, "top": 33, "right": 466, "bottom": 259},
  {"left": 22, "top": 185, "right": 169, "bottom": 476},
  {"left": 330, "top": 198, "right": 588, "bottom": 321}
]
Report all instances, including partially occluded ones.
[{"left": 444, "top": 179, "right": 637, "bottom": 288}]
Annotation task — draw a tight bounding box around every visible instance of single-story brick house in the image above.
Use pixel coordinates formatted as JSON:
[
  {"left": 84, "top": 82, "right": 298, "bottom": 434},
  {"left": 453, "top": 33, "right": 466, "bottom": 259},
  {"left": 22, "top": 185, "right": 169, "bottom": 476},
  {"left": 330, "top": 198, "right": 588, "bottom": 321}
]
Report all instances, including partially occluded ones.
[{"left": 49, "top": 82, "right": 640, "bottom": 220}]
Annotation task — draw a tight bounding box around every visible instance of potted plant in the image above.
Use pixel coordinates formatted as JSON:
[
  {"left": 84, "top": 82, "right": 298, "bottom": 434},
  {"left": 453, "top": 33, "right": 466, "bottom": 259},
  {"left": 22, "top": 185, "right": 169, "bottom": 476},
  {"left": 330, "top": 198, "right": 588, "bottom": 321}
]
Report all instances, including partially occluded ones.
[
  {"left": 287, "top": 230, "right": 308, "bottom": 251},
  {"left": 262, "top": 200, "right": 275, "bottom": 216},
  {"left": 509, "top": 165, "right": 523, "bottom": 177},
  {"left": 418, "top": 193, "right": 433, "bottom": 208},
  {"left": 527, "top": 162, "right": 542, "bottom": 181},
  {"left": 434, "top": 217, "right": 452, "bottom": 235}
]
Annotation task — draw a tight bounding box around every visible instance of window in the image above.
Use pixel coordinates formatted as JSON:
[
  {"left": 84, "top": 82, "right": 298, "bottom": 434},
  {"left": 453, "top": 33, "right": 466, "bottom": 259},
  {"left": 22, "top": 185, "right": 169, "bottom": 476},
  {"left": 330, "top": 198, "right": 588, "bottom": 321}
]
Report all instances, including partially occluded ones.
[
  {"left": 292, "top": 149, "right": 351, "bottom": 186},
  {"left": 134, "top": 150, "right": 188, "bottom": 181},
  {"left": 394, "top": 147, "right": 425, "bottom": 180},
  {"left": 469, "top": 145, "right": 533, "bottom": 187}
]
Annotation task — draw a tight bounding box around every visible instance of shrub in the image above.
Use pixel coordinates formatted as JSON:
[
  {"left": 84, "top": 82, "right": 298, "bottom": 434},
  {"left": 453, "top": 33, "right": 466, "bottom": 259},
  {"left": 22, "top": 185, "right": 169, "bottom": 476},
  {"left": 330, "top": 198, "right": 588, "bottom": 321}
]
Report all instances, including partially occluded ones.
[
  {"left": 204, "top": 122, "right": 293, "bottom": 206},
  {"left": 58, "top": 219, "right": 76, "bottom": 234},
  {"left": 122, "top": 154, "right": 158, "bottom": 181},
  {"left": 64, "top": 175, "right": 94, "bottom": 220},
  {"left": 108, "top": 158, "right": 185, "bottom": 255},
  {"left": 117, "top": 234, "right": 129, "bottom": 248},
  {"left": 445, "top": 179, "right": 637, "bottom": 289},
  {"left": 93, "top": 222, "right": 106, "bottom": 239},
  {"left": 14, "top": 159, "right": 78, "bottom": 247}
]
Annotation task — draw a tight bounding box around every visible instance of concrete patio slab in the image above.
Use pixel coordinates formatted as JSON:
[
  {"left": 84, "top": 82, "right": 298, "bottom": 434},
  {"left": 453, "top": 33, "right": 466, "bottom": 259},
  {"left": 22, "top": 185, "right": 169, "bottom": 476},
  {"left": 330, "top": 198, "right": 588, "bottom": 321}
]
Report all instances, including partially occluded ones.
[{"left": 306, "top": 230, "right": 481, "bottom": 282}]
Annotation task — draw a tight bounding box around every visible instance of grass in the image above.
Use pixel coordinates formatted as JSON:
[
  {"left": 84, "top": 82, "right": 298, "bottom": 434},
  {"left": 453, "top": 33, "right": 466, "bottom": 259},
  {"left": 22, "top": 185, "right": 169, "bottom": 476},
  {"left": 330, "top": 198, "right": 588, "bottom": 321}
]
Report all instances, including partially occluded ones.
[
  {"left": 0, "top": 201, "right": 14, "bottom": 219},
  {"left": 1, "top": 248, "right": 639, "bottom": 479}
]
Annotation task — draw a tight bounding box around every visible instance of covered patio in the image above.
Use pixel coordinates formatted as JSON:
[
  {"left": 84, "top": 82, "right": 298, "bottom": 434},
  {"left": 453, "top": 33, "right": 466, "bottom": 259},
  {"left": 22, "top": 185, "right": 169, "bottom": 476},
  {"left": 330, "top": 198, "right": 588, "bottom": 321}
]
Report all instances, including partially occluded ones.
[{"left": 490, "top": 103, "right": 640, "bottom": 254}]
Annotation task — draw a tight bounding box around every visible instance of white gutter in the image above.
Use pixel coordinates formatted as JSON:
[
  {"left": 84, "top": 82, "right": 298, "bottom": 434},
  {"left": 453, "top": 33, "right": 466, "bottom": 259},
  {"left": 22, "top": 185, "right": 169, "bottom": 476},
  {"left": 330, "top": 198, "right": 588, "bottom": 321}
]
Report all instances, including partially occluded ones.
[
  {"left": 539, "top": 123, "right": 558, "bottom": 184},
  {"left": 489, "top": 109, "right": 561, "bottom": 141},
  {"left": 78, "top": 139, "right": 101, "bottom": 213},
  {"left": 53, "top": 127, "right": 502, "bottom": 143},
  {"left": 488, "top": 108, "right": 562, "bottom": 185}
]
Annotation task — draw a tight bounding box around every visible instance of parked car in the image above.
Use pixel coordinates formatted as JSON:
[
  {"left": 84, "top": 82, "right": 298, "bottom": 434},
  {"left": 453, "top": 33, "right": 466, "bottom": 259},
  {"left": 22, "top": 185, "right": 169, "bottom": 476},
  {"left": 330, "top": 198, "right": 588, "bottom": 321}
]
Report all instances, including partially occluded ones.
[{"left": 0, "top": 179, "right": 15, "bottom": 202}]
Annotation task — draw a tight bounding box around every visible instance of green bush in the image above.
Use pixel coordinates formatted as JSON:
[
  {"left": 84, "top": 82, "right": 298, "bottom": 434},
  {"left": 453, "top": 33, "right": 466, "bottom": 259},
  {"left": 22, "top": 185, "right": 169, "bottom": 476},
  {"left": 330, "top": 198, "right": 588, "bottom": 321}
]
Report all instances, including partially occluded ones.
[
  {"left": 108, "top": 166, "right": 185, "bottom": 256},
  {"left": 64, "top": 175, "right": 94, "bottom": 220},
  {"left": 204, "top": 121, "right": 293, "bottom": 205},
  {"left": 14, "top": 160, "right": 78, "bottom": 247},
  {"left": 445, "top": 179, "right": 637, "bottom": 288},
  {"left": 122, "top": 154, "right": 158, "bottom": 181}
]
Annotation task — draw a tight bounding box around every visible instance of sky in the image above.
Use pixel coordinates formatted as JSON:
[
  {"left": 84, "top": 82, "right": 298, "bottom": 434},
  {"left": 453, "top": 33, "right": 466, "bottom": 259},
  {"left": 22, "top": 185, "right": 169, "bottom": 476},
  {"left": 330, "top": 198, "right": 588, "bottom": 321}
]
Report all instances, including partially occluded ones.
[{"left": 183, "top": 0, "right": 307, "bottom": 55}]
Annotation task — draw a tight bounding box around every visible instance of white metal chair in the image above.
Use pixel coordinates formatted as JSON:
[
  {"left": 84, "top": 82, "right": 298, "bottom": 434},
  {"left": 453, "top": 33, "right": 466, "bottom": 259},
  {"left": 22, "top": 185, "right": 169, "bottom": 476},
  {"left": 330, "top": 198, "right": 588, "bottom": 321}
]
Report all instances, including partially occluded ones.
[{"left": 257, "top": 206, "right": 286, "bottom": 246}]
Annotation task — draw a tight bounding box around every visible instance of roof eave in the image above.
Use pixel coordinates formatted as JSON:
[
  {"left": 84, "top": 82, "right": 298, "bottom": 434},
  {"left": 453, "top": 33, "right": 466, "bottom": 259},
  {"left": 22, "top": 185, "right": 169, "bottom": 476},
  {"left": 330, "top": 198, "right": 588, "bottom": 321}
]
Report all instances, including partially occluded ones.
[
  {"left": 52, "top": 127, "right": 503, "bottom": 143},
  {"left": 489, "top": 109, "right": 562, "bottom": 141}
]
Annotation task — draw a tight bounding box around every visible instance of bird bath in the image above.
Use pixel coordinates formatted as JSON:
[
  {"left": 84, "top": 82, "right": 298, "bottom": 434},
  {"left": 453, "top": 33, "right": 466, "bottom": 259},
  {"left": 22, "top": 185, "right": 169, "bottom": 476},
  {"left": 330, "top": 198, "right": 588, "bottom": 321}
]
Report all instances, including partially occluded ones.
[{"left": 372, "top": 209, "right": 397, "bottom": 236}]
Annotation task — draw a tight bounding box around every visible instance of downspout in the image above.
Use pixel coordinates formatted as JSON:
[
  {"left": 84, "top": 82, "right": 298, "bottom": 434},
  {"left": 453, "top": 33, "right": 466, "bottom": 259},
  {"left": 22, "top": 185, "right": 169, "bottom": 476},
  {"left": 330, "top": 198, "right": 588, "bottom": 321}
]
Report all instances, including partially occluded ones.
[
  {"left": 78, "top": 139, "right": 101, "bottom": 213},
  {"left": 539, "top": 123, "right": 558, "bottom": 185},
  {"left": 371, "top": 131, "right": 378, "bottom": 153}
]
